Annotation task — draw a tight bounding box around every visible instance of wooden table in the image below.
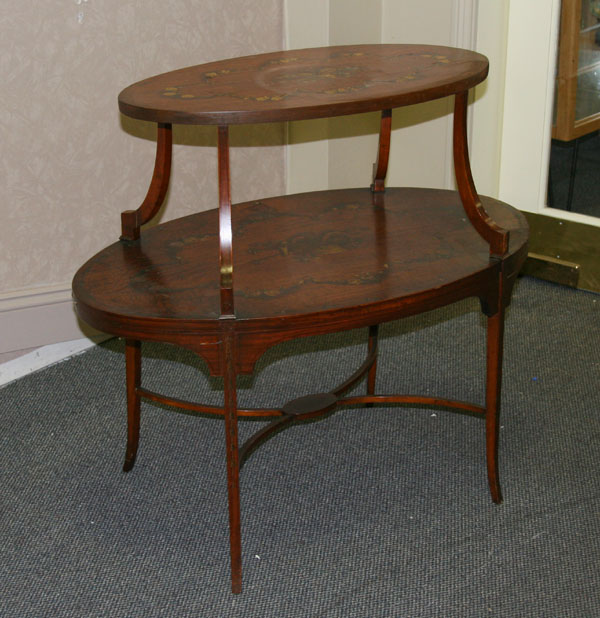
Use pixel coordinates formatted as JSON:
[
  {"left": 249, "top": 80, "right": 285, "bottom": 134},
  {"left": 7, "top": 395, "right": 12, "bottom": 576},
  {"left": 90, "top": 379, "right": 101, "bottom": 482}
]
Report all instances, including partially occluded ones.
[{"left": 72, "top": 45, "right": 529, "bottom": 593}]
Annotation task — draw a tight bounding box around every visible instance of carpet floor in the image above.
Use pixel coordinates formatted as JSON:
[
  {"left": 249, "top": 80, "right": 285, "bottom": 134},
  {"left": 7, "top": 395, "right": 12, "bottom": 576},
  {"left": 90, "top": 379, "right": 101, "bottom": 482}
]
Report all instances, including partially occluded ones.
[{"left": 1, "top": 276, "right": 599, "bottom": 617}]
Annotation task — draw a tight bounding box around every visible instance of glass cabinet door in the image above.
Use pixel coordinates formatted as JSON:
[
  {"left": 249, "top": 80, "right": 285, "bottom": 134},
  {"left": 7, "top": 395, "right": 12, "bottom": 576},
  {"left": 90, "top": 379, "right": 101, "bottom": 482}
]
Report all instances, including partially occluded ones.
[{"left": 554, "top": 0, "right": 600, "bottom": 140}]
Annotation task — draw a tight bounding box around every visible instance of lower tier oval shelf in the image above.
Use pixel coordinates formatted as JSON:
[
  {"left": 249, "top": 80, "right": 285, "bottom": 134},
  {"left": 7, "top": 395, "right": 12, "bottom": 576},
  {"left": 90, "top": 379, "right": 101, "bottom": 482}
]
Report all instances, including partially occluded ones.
[{"left": 73, "top": 187, "right": 528, "bottom": 338}]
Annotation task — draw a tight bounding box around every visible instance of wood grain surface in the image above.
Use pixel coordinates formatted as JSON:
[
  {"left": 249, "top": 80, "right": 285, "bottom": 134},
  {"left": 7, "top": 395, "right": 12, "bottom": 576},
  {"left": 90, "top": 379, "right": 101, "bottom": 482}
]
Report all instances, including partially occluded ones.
[
  {"left": 73, "top": 188, "right": 527, "bottom": 329},
  {"left": 118, "top": 45, "right": 488, "bottom": 124}
]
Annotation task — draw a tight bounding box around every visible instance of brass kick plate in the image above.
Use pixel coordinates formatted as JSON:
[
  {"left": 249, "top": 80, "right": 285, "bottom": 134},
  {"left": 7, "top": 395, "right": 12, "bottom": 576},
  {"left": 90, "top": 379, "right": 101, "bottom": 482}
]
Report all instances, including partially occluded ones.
[
  {"left": 522, "top": 212, "right": 600, "bottom": 293},
  {"left": 522, "top": 252, "right": 580, "bottom": 288}
]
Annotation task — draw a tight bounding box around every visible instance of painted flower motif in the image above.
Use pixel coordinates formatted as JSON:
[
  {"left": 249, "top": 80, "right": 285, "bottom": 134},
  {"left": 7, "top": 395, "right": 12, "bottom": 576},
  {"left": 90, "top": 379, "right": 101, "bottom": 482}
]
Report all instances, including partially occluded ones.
[
  {"left": 242, "top": 95, "right": 287, "bottom": 102},
  {"left": 270, "top": 57, "right": 298, "bottom": 64},
  {"left": 331, "top": 51, "right": 365, "bottom": 59},
  {"left": 323, "top": 86, "right": 359, "bottom": 95},
  {"left": 204, "top": 69, "right": 232, "bottom": 79}
]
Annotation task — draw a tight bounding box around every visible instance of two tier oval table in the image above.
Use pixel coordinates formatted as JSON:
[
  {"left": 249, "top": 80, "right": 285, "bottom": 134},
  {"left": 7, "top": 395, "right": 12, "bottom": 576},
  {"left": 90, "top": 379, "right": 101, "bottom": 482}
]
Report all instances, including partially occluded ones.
[{"left": 72, "top": 44, "right": 529, "bottom": 593}]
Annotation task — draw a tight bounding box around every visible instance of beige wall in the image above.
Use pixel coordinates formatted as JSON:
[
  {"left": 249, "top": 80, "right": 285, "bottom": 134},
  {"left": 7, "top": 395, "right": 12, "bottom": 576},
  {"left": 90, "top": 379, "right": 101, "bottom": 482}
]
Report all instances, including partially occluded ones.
[
  {"left": 328, "top": 0, "right": 382, "bottom": 190},
  {"left": 381, "top": 0, "right": 459, "bottom": 191},
  {"left": 469, "top": 2, "right": 509, "bottom": 199},
  {"left": 1, "top": 0, "right": 285, "bottom": 352},
  {"left": 285, "top": 0, "right": 483, "bottom": 196}
]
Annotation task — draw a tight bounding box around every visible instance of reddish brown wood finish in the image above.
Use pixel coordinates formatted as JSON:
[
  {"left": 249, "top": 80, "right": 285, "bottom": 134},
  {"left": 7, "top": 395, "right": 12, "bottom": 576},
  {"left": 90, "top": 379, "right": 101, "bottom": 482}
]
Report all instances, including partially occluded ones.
[
  {"left": 366, "top": 324, "right": 379, "bottom": 397},
  {"left": 73, "top": 45, "right": 529, "bottom": 593},
  {"left": 118, "top": 45, "right": 488, "bottom": 125},
  {"left": 121, "top": 124, "right": 172, "bottom": 241},
  {"left": 220, "top": 324, "right": 241, "bottom": 593},
  {"left": 217, "top": 126, "right": 235, "bottom": 317},
  {"left": 453, "top": 92, "right": 508, "bottom": 256},
  {"left": 123, "top": 339, "right": 141, "bottom": 471},
  {"left": 485, "top": 268, "right": 506, "bottom": 504},
  {"left": 371, "top": 110, "right": 392, "bottom": 192},
  {"left": 73, "top": 188, "right": 526, "bottom": 342}
]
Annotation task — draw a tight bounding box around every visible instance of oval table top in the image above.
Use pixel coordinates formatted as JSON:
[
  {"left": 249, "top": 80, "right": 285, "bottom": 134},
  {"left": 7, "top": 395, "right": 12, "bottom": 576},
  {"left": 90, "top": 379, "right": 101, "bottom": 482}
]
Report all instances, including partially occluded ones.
[
  {"left": 118, "top": 44, "right": 488, "bottom": 125},
  {"left": 73, "top": 188, "right": 528, "bottom": 338}
]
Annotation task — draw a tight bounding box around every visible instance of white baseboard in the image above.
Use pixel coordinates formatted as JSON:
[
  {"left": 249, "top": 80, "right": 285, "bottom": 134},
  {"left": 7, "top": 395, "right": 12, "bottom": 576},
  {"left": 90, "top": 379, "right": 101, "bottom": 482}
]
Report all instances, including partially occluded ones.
[
  {"left": 0, "top": 283, "right": 105, "bottom": 354},
  {"left": 0, "top": 282, "right": 111, "bottom": 386},
  {"left": 0, "top": 336, "right": 109, "bottom": 388}
]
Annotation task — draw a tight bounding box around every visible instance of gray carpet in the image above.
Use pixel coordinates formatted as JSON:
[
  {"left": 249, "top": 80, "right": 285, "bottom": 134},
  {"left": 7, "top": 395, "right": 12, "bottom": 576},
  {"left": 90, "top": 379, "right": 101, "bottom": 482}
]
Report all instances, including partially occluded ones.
[{"left": 1, "top": 276, "right": 599, "bottom": 617}]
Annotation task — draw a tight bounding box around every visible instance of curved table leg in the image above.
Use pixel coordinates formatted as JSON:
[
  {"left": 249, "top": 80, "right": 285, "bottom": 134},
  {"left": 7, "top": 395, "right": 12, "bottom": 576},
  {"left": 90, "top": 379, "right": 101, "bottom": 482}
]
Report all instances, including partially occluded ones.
[
  {"left": 121, "top": 123, "right": 172, "bottom": 241},
  {"left": 123, "top": 339, "right": 141, "bottom": 472},
  {"left": 486, "top": 301, "right": 505, "bottom": 504},
  {"left": 371, "top": 109, "right": 392, "bottom": 193},
  {"left": 222, "top": 332, "right": 242, "bottom": 594},
  {"left": 453, "top": 91, "right": 509, "bottom": 257}
]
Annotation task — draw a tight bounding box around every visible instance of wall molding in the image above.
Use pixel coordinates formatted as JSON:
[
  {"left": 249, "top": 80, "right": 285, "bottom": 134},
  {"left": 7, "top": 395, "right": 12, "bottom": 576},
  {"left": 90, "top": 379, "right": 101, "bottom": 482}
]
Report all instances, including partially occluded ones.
[
  {"left": 0, "top": 337, "right": 107, "bottom": 388},
  {"left": 0, "top": 283, "right": 104, "bottom": 354},
  {"left": 0, "top": 283, "right": 73, "bottom": 311}
]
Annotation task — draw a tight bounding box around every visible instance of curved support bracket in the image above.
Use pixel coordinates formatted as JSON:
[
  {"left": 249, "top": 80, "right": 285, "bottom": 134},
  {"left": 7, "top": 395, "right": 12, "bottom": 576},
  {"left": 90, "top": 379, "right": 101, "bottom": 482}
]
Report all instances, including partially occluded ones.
[
  {"left": 453, "top": 92, "right": 509, "bottom": 257},
  {"left": 218, "top": 126, "right": 235, "bottom": 317},
  {"left": 121, "top": 123, "right": 172, "bottom": 241},
  {"left": 371, "top": 109, "right": 392, "bottom": 193}
]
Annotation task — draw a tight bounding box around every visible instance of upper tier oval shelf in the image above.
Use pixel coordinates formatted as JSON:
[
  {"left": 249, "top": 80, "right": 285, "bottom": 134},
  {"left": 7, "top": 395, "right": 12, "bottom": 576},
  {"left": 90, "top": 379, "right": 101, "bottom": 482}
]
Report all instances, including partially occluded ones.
[{"left": 118, "top": 44, "right": 488, "bottom": 125}]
